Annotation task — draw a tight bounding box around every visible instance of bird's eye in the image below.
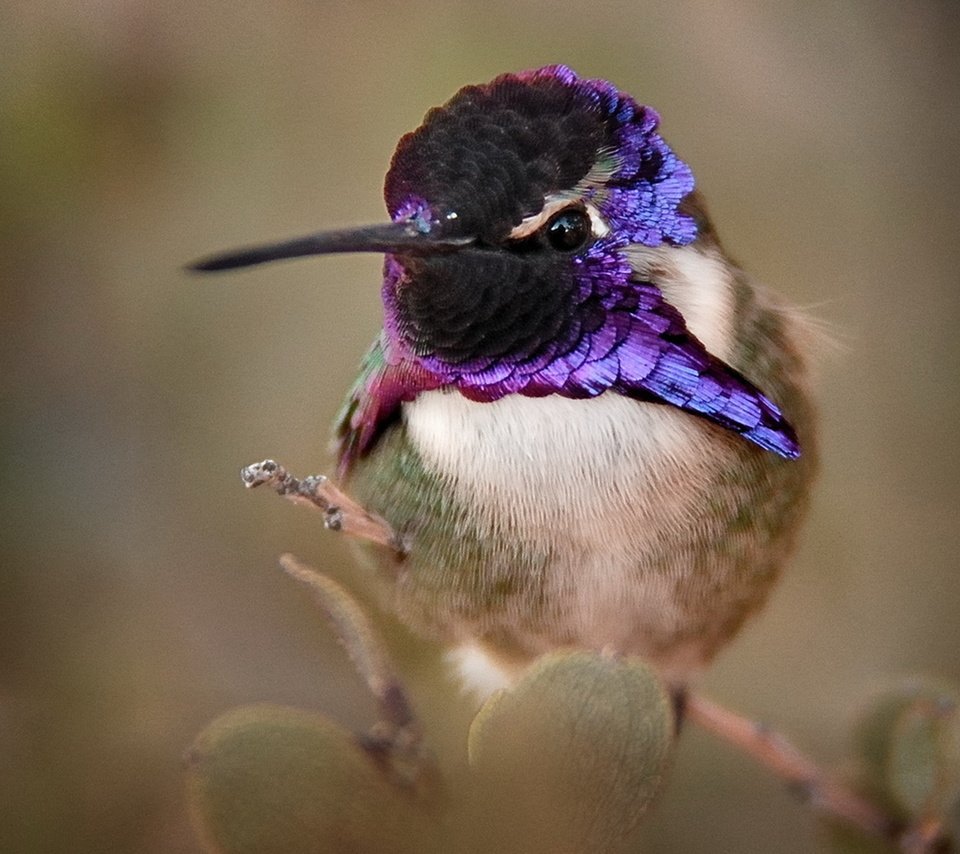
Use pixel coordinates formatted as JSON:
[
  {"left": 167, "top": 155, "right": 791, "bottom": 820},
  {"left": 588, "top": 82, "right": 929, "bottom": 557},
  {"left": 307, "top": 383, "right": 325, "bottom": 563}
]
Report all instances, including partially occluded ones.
[{"left": 545, "top": 208, "right": 591, "bottom": 252}]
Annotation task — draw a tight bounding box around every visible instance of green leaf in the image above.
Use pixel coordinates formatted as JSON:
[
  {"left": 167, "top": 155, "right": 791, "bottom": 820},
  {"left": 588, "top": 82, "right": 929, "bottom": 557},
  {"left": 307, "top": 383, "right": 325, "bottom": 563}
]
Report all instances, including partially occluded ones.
[
  {"left": 854, "top": 679, "right": 960, "bottom": 820},
  {"left": 465, "top": 651, "right": 675, "bottom": 854},
  {"left": 185, "top": 704, "right": 440, "bottom": 854}
]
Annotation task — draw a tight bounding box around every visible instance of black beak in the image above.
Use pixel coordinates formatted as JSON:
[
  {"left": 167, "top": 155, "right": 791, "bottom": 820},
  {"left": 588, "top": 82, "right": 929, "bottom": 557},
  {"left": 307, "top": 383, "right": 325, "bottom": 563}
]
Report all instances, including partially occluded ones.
[{"left": 187, "top": 221, "right": 474, "bottom": 272}]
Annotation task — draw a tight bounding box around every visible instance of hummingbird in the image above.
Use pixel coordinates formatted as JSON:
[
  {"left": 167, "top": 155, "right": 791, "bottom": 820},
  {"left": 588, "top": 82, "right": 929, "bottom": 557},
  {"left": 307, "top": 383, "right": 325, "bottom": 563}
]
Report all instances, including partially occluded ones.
[{"left": 192, "top": 65, "right": 817, "bottom": 696}]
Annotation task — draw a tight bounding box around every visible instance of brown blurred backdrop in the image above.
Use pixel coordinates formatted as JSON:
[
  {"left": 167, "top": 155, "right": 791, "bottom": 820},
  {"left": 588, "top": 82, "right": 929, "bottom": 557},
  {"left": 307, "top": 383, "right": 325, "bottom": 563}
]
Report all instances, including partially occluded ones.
[{"left": 2, "top": 1, "right": 959, "bottom": 851}]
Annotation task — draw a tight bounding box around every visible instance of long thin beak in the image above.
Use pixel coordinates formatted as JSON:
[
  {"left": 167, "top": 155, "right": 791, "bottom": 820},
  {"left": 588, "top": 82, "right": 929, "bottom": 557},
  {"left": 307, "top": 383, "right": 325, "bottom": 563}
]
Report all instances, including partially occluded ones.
[{"left": 187, "top": 221, "right": 474, "bottom": 272}]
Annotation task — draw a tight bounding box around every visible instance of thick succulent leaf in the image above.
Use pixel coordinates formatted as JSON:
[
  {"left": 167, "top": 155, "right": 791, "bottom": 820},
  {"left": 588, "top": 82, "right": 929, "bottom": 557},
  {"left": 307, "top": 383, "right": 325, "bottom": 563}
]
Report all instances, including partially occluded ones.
[
  {"left": 185, "top": 705, "right": 440, "bottom": 854},
  {"left": 823, "top": 680, "right": 960, "bottom": 852},
  {"left": 465, "top": 651, "right": 674, "bottom": 854},
  {"left": 854, "top": 680, "right": 960, "bottom": 820}
]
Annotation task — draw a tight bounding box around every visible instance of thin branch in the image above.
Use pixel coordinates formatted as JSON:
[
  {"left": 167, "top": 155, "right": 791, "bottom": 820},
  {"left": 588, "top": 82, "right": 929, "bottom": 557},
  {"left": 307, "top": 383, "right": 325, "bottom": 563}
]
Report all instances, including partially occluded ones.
[
  {"left": 241, "top": 459, "right": 409, "bottom": 558},
  {"left": 686, "top": 693, "right": 952, "bottom": 853},
  {"left": 687, "top": 694, "right": 899, "bottom": 841}
]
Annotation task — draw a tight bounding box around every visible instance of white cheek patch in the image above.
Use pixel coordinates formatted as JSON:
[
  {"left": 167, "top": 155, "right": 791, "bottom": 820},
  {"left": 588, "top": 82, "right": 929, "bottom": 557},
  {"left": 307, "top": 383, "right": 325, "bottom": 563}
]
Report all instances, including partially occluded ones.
[{"left": 625, "top": 245, "right": 736, "bottom": 362}]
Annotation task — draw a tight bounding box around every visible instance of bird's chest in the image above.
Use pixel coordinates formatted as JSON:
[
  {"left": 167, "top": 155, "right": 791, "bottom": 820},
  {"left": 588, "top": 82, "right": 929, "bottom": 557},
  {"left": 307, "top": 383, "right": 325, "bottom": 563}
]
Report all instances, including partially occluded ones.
[
  {"left": 401, "top": 390, "right": 721, "bottom": 553},
  {"left": 344, "top": 387, "right": 776, "bottom": 687},
  {"left": 390, "top": 389, "right": 750, "bottom": 682}
]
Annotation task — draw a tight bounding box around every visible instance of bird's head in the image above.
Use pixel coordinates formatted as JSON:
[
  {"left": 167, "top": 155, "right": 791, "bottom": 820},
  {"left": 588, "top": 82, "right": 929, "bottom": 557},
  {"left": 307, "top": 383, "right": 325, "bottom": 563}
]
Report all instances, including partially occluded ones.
[
  {"left": 193, "top": 65, "right": 703, "bottom": 380},
  {"left": 376, "top": 65, "right": 704, "bottom": 381}
]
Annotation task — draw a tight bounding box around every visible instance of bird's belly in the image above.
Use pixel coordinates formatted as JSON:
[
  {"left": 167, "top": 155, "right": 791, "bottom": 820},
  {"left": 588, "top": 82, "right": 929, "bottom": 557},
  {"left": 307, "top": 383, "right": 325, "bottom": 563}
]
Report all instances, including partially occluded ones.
[{"left": 349, "top": 390, "right": 793, "bottom": 687}]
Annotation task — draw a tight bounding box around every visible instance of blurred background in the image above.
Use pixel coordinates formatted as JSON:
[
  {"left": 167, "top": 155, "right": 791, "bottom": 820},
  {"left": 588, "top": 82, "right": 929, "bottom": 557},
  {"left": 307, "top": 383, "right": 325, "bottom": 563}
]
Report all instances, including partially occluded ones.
[{"left": 2, "top": 1, "right": 958, "bottom": 851}]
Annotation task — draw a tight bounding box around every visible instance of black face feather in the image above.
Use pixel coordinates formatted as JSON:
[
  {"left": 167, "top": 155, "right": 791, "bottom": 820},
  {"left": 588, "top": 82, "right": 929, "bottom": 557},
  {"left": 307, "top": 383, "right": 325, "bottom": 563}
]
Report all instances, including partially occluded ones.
[{"left": 398, "top": 250, "right": 580, "bottom": 365}]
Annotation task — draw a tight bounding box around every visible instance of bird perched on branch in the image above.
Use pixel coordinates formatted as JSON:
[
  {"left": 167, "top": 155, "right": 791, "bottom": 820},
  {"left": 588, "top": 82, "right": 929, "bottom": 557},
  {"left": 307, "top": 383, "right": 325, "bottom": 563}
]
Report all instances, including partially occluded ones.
[{"left": 193, "top": 66, "right": 817, "bottom": 696}]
